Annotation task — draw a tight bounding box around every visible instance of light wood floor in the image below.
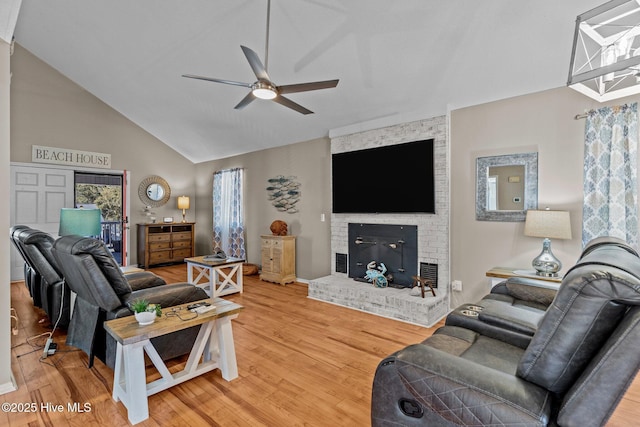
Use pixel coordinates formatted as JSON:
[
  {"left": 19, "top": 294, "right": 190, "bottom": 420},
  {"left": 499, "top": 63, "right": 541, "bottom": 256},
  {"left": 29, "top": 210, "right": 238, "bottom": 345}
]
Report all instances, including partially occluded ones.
[{"left": 3, "top": 265, "right": 640, "bottom": 426}]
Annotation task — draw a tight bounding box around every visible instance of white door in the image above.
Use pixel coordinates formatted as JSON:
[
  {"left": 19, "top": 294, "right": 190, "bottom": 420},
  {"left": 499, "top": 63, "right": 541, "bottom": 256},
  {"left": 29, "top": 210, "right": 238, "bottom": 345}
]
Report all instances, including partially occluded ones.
[{"left": 10, "top": 165, "right": 74, "bottom": 280}]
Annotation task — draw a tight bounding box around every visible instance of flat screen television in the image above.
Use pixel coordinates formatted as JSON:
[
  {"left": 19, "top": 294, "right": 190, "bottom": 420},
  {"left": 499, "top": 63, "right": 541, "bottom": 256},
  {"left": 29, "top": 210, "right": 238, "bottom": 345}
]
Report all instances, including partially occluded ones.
[{"left": 332, "top": 139, "right": 435, "bottom": 214}]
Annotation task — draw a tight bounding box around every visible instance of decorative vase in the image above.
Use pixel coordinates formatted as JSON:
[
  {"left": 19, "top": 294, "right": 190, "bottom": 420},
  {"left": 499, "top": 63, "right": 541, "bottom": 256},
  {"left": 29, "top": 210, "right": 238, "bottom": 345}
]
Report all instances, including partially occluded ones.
[
  {"left": 135, "top": 311, "right": 156, "bottom": 326},
  {"left": 531, "top": 238, "right": 562, "bottom": 277}
]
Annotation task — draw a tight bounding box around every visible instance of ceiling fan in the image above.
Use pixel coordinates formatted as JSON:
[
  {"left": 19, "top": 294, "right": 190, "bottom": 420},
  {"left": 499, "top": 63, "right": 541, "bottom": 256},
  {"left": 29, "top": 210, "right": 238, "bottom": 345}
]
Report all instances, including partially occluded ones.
[{"left": 182, "top": 0, "right": 339, "bottom": 115}]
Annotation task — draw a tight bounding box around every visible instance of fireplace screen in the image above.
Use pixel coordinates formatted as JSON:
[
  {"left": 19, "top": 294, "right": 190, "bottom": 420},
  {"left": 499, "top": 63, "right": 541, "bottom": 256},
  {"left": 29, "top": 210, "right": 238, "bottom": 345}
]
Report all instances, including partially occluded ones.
[{"left": 348, "top": 223, "right": 418, "bottom": 287}]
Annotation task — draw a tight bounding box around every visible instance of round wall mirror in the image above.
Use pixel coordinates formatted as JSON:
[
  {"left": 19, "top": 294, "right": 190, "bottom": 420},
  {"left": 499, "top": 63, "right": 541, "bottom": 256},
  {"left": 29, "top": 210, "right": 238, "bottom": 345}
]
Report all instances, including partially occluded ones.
[
  {"left": 146, "top": 183, "right": 165, "bottom": 201},
  {"left": 138, "top": 175, "right": 171, "bottom": 207}
]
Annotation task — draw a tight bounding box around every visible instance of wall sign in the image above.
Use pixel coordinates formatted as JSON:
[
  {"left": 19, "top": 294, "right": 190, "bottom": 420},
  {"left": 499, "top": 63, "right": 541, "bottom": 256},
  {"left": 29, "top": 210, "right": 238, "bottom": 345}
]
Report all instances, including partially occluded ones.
[{"left": 32, "top": 145, "right": 112, "bottom": 169}]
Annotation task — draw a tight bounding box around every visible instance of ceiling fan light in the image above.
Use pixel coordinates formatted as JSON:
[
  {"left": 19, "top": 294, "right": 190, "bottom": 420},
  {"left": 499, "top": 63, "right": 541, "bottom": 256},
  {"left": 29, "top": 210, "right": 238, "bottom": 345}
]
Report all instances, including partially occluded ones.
[
  {"left": 252, "top": 82, "right": 277, "bottom": 99},
  {"left": 253, "top": 88, "right": 277, "bottom": 99}
]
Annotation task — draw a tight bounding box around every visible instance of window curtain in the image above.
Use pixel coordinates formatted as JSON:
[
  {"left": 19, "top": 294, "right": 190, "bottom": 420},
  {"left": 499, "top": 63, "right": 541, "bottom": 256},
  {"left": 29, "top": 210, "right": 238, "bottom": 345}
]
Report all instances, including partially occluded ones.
[
  {"left": 582, "top": 102, "right": 638, "bottom": 248},
  {"left": 213, "top": 168, "right": 246, "bottom": 258}
]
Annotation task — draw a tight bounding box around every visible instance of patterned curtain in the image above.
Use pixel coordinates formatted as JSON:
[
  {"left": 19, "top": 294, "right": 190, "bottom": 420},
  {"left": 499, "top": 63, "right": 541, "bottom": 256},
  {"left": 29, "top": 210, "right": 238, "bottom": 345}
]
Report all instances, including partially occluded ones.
[
  {"left": 213, "top": 168, "right": 246, "bottom": 258},
  {"left": 582, "top": 103, "right": 638, "bottom": 248}
]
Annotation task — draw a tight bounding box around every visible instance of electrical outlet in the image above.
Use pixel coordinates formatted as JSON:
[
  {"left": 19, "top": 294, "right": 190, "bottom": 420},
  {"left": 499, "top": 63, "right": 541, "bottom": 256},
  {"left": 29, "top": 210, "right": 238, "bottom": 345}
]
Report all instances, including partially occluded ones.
[{"left": 452, "top": 280, "right": 463, "bottom": 292}]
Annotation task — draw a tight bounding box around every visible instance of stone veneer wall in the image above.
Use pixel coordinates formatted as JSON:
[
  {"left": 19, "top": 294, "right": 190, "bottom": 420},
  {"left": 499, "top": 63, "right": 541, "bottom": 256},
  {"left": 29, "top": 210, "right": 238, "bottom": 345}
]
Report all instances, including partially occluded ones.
[{"left": 330, "top": 115, "right": 450, "bottom": 304}]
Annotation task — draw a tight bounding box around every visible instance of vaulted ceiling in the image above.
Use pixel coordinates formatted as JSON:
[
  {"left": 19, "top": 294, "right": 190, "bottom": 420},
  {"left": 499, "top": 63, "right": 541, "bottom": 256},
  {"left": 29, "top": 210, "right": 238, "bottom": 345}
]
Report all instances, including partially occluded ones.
[{"left": 13, "top": 0, "right": 603, "bottom": 163}]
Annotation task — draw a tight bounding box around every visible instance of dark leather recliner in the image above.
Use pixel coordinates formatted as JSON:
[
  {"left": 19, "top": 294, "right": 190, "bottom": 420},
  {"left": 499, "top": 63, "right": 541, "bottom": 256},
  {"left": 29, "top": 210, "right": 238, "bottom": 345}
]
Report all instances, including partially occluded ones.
[
  {"left": 10, "top": 225, "right": 43, "bottom": 306},
  {"left": 446, "top": 236, "right": 639, "bottom": 349},
  {"left": 52, "top": 235, "right": 208, "bottom": 368},
  {"left": 372, "top": 238, "right": 640, "bottom": 426},
  {"left": 10, "top": 225, "right": 168, "bottom": 330},
  {"left": 446, "top": 276, "right": 556, "bottom": 348},
  {"left": 16, "top": 228, "right": 71, "bottom": 328}
]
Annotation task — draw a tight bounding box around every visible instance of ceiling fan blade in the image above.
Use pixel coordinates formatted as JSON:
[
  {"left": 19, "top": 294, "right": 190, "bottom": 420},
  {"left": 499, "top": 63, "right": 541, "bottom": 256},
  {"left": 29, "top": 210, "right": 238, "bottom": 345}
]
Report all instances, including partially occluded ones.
[
  {"left": 234, "top": 92, "right": 256, "bottom": 110},
  {"left": 182, "top": 74, "right": 252, "bottom": 88},
  {"left": 272, "top": 95, "right": 313, "bottom": 115},
  {"left": 278, "top": 79, "right": 339, "bottom": 94},
  {"left": 240, "top": 45, "right": 271, "bottom": 82}
]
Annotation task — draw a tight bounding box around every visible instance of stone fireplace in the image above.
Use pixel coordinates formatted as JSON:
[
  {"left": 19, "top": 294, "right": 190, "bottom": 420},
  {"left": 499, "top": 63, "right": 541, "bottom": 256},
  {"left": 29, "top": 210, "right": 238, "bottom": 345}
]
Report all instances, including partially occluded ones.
[{"left": 308, "top": 115, "right": 450, "bottom": 328}]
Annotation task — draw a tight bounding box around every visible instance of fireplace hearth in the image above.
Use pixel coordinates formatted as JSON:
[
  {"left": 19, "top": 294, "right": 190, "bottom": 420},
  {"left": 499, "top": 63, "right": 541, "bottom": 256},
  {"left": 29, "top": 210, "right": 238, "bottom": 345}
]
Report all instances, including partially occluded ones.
[
  {"left": 308, "top": 275, "right": 448, "bottom": 328},
  {"left": 348, "top": 223, "right": 417, "bottom": 287}
]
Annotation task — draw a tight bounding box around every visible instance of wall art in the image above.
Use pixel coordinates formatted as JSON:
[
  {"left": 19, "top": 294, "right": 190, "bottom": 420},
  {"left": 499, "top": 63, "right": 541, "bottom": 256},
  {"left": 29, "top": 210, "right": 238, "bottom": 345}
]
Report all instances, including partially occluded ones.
[{"left": 267, "top": 175, "right": 300, "bottom": 213}]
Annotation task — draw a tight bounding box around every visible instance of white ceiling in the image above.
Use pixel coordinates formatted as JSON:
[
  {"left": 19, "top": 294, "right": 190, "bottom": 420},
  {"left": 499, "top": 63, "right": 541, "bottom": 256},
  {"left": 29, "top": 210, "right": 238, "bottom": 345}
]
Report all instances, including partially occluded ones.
[{"left": 13, "top": 0, "right": 603, "bottom": 163}]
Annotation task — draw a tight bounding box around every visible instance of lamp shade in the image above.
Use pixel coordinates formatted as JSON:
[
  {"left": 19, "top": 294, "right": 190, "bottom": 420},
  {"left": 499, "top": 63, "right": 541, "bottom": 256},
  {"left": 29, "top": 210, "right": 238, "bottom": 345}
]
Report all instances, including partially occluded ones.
[
  {"left": 59, "top": 208, "right": 102, "bottom": 237},
  {"left": 524, "top": 209, "right": 572, "bottom": 240},
  {"left": 177, "top": 196, "right": 190, "bottom": 210}
]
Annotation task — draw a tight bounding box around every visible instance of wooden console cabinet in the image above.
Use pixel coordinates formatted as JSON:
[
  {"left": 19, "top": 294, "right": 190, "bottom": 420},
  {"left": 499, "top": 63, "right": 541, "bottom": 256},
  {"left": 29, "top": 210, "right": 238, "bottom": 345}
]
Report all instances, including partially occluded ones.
[
  {"left": 137, "top": 223, "right": 195, "bottom": 268},
  {"left": 260, "top": 235, "right": 296, "bottom": 285}
]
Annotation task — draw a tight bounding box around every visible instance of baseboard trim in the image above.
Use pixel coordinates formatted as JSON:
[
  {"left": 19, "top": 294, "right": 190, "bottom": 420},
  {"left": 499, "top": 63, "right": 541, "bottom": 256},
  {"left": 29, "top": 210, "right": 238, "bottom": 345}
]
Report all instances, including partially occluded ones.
[{"left": 0, "top": 373, "right": 18, "bottom": 395}]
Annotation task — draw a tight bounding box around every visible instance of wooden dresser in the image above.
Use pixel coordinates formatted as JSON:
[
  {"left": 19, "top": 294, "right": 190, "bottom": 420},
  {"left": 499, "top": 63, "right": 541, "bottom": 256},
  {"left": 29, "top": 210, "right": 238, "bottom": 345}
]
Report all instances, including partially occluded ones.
[
  {"left": 260, "top": 235, "right": 296, "bottom": 285},
  {"left": 137, "top": 223, "right": 195, "bottom": 268}
]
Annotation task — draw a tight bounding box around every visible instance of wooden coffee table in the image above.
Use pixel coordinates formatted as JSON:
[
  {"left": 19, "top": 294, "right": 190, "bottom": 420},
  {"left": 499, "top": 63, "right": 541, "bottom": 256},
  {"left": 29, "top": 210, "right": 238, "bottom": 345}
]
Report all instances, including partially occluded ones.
[
  {"left": 104, "top": 298, "right": 243, "bottom": 425},
  {"left": 185, "top": 256, "right": 245, "bottom": 297}
]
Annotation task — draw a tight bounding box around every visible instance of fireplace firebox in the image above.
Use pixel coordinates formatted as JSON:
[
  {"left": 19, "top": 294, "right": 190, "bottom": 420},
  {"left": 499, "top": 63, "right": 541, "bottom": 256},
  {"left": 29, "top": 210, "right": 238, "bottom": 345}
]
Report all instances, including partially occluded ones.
[{"left": 348, "top": 223, "right": 418, "bottom": 287}]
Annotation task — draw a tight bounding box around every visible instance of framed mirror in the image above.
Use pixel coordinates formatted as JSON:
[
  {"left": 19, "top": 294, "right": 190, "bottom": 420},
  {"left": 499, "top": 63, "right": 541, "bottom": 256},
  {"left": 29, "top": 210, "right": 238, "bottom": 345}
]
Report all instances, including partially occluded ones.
[
  {"left": 476, "top": 152, "right": 538, "bottom": 221},
  {"left": 138, "top": 175, "right": 171, "bottom": 207}
]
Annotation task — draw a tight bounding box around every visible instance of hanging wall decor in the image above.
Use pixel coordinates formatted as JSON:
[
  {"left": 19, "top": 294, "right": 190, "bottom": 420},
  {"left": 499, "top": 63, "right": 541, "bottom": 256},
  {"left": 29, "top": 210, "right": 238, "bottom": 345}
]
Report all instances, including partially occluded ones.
[{"left": 267, "top": 175, "right": 300, "bottom": 213}]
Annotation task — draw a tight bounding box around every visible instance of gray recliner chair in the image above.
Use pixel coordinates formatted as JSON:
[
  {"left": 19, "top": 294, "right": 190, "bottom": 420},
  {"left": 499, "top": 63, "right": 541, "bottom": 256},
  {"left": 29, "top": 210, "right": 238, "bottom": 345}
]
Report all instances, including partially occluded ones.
[
  {"left": 372, "top": 238, "right": 640, "bottom": 426},
  {"left": 446, "top": 276, "right": 556, "bottom": 348},
  {"left": 52, "top": 235, "right": 208, "bottom": 368},
  {"left": 445, "top": 236, "right": 639, "bottom": 348}
]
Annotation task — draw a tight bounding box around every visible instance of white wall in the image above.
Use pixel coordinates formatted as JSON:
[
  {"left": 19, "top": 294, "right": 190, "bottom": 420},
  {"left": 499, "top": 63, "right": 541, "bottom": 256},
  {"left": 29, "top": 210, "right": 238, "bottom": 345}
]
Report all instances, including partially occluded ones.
[{"left": 1, "top": 39, "right": 17, "bottom": 394}]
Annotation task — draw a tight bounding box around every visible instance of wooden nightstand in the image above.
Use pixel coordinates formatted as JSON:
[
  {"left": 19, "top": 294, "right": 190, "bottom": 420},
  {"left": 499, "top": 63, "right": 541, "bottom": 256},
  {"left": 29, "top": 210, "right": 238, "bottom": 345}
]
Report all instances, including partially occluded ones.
[{"left": 486, "top": 266, "right": 563, "bottom": 288}]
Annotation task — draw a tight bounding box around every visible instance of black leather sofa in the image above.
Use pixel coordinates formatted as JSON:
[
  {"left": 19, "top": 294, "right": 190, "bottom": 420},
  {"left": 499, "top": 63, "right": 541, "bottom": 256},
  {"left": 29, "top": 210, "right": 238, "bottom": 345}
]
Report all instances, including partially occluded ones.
[
  {"left": 22, "top": 228, "right": 71, "bottom": 328},
  {"left": 10, "top": 225, "right": 170, "bottom": 329},
  {"left": 11, "top": 226, "right": 71, "bottom": 326},
  {"left": 52, "top": 235, "right": 208, "bottom": 368},
  {"left": 372, "top": 237, "right": 640, "bottom": 426}
]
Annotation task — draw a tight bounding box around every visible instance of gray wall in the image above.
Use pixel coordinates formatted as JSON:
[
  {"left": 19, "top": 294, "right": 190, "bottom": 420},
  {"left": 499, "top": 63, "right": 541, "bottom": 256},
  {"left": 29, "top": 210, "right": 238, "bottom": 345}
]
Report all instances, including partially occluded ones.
[
  {"left": 450, "top": 86, "right": 640, "bottom": 307},
  {"left": 10, "top": 45, "right": 196, "bottom": 263},
  {"left": 194, "top": 138, "right": 332, "bottom": 280},
  {"left": 10, "top": 44, "right": 332, "bottom": 279}
]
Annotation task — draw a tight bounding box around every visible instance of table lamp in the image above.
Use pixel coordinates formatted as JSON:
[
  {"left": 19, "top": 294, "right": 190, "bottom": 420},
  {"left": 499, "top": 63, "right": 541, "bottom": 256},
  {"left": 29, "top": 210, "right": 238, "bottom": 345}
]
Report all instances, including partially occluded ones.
[
  {"left": 524, "top": 208, "right": 572, "bottom": 277},
  {"left": 59, "top": 208, "right": 102, "bottom": 237},
  {"left": 178, "top": 196, "right": 190, "bottom": 223}
]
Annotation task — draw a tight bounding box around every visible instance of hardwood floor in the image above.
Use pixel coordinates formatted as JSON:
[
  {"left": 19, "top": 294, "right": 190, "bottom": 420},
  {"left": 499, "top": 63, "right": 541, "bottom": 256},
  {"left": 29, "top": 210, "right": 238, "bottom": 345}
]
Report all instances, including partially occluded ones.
[{"left": 3, "top": 264, "right": 640, "bottom": 426}]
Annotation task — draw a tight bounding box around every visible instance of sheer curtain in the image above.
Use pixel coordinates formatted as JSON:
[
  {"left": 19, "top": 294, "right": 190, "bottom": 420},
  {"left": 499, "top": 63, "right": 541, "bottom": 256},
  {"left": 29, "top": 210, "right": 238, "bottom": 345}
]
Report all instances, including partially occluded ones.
[
  {"left": 582, "top": 103, "right": 638, "bottom": 248},
  {"left": 213, "top": 168, "right": 246, "bottom": 258}
]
